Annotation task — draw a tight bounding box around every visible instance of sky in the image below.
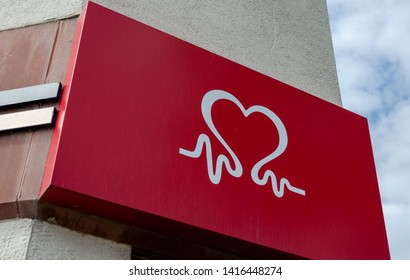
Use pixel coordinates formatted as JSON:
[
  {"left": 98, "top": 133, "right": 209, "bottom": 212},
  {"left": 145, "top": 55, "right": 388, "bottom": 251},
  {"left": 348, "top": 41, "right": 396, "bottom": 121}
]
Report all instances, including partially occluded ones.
[{"left": 327, "top": 0, "right": 410, "bottom": 259}]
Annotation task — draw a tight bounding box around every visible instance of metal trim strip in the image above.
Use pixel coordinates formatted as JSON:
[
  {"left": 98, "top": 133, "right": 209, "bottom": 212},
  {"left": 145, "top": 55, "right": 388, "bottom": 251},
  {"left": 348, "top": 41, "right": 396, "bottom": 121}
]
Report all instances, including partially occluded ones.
[
  {"left": 0, "top": 107, "right": 57, "bottom": 133},
  {"left": 0, "top": 83, "right": 61, "bottom": 108}
]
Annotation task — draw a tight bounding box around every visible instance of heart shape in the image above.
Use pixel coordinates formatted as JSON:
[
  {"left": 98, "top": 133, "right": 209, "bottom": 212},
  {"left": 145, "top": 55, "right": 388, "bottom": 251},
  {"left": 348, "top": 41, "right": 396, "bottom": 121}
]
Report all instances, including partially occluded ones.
[{"left": 180, "top": 89, "right": 305, "bottom": 197}]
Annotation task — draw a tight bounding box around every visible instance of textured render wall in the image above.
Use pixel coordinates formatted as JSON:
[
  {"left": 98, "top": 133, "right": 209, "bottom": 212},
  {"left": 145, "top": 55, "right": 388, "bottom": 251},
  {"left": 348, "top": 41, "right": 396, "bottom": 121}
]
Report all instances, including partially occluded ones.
[
  {"left": 0, "top": 219, "right": 32, "bottom": 259},
  {"left": 0, "top": 0, "right": 341, "bottom": 105},
  {"left": 26, "top": 220, "right": 131, "bottom": 259},
  {"left": 0, "top": 219, "right": 131, "bottom": 259},
  {"left": 0, "top": 0, "right": 83, "bottom": 30}
]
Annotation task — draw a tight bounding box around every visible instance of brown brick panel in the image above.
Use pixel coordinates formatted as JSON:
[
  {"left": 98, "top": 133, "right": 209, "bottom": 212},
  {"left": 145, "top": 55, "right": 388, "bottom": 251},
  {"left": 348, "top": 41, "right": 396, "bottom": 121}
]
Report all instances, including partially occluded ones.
[{"left": 0, "top": 18, "right": 77, "bottom": 219}]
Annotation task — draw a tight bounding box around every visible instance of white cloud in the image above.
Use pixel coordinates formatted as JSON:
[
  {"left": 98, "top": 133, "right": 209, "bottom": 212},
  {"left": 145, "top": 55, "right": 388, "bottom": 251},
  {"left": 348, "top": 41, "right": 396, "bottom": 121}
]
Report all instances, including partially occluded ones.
[
  {"left": 372, "top": 100, "right": 410, "bottom": 204},
  {"left": 328, "top": 0, "right": 410, "bottom": 259},
  {"left": 383, "top": 203, "right": 410, "bottom": 260}
]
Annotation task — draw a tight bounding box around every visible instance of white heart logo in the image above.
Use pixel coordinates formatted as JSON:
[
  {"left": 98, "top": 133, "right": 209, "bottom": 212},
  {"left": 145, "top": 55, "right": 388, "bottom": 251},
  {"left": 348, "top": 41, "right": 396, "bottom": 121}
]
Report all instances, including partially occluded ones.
[{"left": 179, "top": 89, "right": 305, "bottom": 197}]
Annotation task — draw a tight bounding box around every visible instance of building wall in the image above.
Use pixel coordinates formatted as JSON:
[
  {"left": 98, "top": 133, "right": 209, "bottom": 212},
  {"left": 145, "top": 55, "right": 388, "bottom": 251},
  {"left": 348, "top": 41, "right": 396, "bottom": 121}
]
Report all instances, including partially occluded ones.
[
  {"left": 0, "top": 0, "right": 341, "bottom": 105},
  {"left": 0, "top": 219, "right": 32, "bottom": 259},
  {"left": 0, "top": 219, "right": 131, "bottom": 259},
  {"left": 0, "top": 0, "right": 341, "bottom": 259}
]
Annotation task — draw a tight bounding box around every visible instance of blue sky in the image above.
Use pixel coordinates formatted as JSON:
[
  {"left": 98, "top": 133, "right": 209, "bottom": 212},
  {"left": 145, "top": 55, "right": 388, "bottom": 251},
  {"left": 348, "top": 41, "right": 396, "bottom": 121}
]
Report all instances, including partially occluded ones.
[{"left": 327, "top": 0, "right": 410, "bottom": 259}]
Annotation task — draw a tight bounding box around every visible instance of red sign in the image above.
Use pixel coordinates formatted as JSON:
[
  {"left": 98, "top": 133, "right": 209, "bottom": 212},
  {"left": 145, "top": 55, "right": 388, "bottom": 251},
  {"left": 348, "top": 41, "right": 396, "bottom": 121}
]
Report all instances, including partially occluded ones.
[{"left": 40, "top": 2, "right": 390, "bottom": 259}]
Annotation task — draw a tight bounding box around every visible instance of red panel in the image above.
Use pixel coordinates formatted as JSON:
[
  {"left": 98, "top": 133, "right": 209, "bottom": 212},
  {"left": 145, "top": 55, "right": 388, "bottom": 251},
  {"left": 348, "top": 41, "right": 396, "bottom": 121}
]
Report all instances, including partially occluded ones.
[{"left": 40, "top": 1, "right": 390, "bottom": 259}]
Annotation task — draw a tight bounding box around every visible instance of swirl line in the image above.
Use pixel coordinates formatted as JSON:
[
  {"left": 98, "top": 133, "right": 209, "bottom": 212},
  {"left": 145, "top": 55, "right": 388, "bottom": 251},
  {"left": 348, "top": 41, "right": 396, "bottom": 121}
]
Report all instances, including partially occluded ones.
[{"left": 179, "top": 134, "right": 242, "bottom": 184}]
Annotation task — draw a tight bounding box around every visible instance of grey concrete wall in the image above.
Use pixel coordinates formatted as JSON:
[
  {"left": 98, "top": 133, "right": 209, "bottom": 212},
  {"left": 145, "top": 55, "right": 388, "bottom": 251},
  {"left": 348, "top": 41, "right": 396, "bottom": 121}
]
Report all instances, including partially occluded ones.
[
  {"left": 0, "top": 0, "right": 83, "bottom": 30},
  {"left": 0, "top": 219, "right": 131, "bottom": 260},
  {"left": 0, "top": 0, "right": 341, "bottom": 105},
  {"left": 26, "top": 220, "right": 131, "bottom": 259},
  {"left": 0, "top": 219, "right": 32, "bottom": 259}
]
